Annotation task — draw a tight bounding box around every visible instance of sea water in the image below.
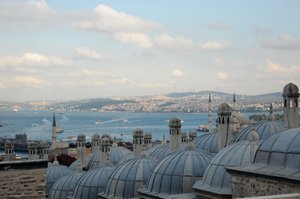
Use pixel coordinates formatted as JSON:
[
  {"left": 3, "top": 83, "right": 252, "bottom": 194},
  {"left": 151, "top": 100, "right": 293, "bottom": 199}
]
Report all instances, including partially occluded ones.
[{"left": 0, "top": 110, "right": 220, "bottom": 142}]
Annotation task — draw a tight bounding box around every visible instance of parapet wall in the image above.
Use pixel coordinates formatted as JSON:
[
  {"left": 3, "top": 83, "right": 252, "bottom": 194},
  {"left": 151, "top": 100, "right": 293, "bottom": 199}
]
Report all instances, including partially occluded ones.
[
  {"left": 0, "top": 160, "right": 48, "bottom": 199},
  {"left": 228, "top": 169, "right": 300, "bottom": 198}
]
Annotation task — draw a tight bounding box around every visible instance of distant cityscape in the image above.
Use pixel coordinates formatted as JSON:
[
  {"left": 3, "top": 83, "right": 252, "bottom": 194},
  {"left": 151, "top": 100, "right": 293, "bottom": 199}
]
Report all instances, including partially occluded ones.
[{"left": 0, "top": 91, "right": 283, "bottom": 113}]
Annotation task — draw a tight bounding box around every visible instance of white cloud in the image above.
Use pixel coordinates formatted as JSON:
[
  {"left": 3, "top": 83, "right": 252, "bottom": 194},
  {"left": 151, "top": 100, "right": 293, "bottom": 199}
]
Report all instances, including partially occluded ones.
[
  {"left": 155, "top": 34, "right": 194, "bottom": 50},
  {"left": 0, "top": 52, "right": 72, "bottom": 69},
  {"left": 28, "top": 0, "right": 50, "bottom": 11},
  {"left": 265, "top": 59, "right": 300, "bottom": 74},
  {"left": 114, "top": 32, "right": 153, "bottom": 48},
  {"left": 171, "top": 68, "right": 183, "bottom": 77},
  {"left": 217, "top": 72, "right": 228, "bottom": 80},
  {"left": 261, "top": 33, "right": 300, "bottom": 50},
  {"left": 75, "top": 47, "right": 103, "bottom": 60},
  {"left": 14, "top": 75, "right": 42, "bottom": 87},
  {"left": 69, "top": 69, "right": 108, "bottom": 78},
  {"left": 200, "top": 41, "right": 225, "bottom": 50},
  {"left": 75, "top": 4, "right": 160, "bottom": 33}
]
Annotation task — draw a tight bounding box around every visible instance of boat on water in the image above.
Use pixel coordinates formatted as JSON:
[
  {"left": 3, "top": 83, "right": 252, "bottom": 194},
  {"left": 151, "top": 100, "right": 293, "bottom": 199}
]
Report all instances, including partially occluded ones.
[
  {"left": 56, "top": 127, "right": 64, "bottom": 133},
  {"left": 196, "top": 125, "right": 209, "bottom": 132},
  {"left": 95, "top": 120, "right": 101, "bottom": 125},
  {"left": 123, "top": 118, "right": 128, "bottom": 123}
]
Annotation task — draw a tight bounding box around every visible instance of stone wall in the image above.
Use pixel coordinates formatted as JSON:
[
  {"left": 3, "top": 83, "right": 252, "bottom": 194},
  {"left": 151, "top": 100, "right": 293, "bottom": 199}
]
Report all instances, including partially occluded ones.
[
  {"left": 0, "top": 160, "right": 48, "bottom": 199},
  {"left": 230, "top": 170, "right": 300, "bottom": 198}
]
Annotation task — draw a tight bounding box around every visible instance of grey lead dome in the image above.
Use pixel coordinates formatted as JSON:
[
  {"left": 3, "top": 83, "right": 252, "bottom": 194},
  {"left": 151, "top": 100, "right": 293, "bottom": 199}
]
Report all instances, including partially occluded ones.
[
  {"left": 283, "top": 82, "right": 299, "bottom": 98},
  {"left": 141, "top": 149, "right": 212, "bottom": 196},
  {"left": 169, "top": 117, "right": 182, "bottom": 128},
  {"left": 193, "top": 139, "right": 261, "bottom": 196},
  {"left": 99, "top": 156, "right": 157, "bottom": 199}
]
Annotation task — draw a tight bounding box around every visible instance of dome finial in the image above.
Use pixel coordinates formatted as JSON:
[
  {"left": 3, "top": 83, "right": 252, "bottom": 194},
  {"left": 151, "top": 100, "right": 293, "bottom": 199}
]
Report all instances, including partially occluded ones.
[
  {"left": 267, "top": 103, "right": 275, "bottom": 121},
  {"left": 53, "top": 157, "right": 59, "bottom": 165},
  {"left": 247, "top": 128, "right": 260, "bottom": 141}
]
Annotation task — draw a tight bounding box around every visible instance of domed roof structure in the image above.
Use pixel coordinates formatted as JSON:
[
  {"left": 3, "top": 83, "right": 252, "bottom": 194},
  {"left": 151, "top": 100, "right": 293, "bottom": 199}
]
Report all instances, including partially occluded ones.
[
  {"left": 283, "top": 82, "right": 299, "bottom": 98},
  {"left": 169, "top": 117, "right": 182, "bottom": 128},
  {"left": 101, "top": 133, "right": 110, "bottom": 139},
  {"left": 232, "top": 120, "right": 286, "bottom": 143},
  {"left": 69, "top": 156, "right": 92, "bottom": 171},
  {"left": 146, "top": 144, "right": 173, "bottom": 161},
  {"left": 133, "top": 128, "right": 144, "bottom": 138},
  {"left": 46, "top": 160, "right": 73, "bottom": 196},
  {"left": 72, "top": 166, "right": 115, "bottom": 199},
  {"left": 193, "top": 137, "right": 261, "bottom": 197},
  {"left": 48, "top": 171, "right": 85, "bottom": 199},
  {"left": 192, "top": 132, "right": 218, "bottom": 155},
  {"left": 243, "top": 128, "right": 300, "bottom": 180},
  {"left": 77, "top": 134, "right": 86, "bottom": 142},
  {"left": 139, "top": 148, "right": 212, "bottom": 197},
  {"left": 99, "top": 156, "right": 157, "bottom": 199},
  {"left": 86, "top": 145, "right": 132, "bottom": 170},
  {"left": 92, "top": 133, "right": 100, "bottom": 141},
  {"left": 217, "top": 103, "right": 232, "bottom": 116}
]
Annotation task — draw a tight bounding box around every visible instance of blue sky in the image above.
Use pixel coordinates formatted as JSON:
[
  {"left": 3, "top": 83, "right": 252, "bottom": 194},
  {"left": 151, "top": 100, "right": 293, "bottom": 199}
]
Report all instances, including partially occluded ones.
[{"left": 0, "top": 0, "right": 300, "bottom": 101}]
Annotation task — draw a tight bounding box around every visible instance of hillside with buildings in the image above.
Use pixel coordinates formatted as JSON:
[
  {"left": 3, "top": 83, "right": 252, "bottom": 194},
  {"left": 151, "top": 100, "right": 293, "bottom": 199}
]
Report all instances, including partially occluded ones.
[{"left": 0, "top": 91, "right": 283, "bottom": 113}]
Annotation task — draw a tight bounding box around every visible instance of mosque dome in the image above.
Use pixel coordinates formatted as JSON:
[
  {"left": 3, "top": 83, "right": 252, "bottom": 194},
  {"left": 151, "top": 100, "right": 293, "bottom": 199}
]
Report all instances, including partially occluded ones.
[
  {"left": 92, "top": 133, "right": 100, "bottom": 141},
  {"left": 169, "top": 117, "right": 182, "bottom": 128},
  {"left": 117, "top": 153, "right": 136, "bottom": 166},
  {"left": 232, "top": 120, "right": 286, "bottom": 143},
  {"left": 48, "top": 171, "right": 85, "bottom": 199},
  {"left": 77, "top": 134, "right": 86, "bottom": 142},
  {"left": 140, "top": 148, "right": 212, "bottom": 196},
  {"left": 72, "top": 166, "right": 115, "bottom": 199},
  {"left": 217, "top": 103, "right": 232, "bottom": 116},
  {"left": 283, "top": 82, "right": 299, "bottom": 98},
  {"left": 144, "top": 133, "right": 152, "bottom": 139},
  {"left": 100, "top": 156, "right": 157, "bottom": 199},
  {"left": 69, "top": 156, "right": 92, "bottom": 171},
  {"left": 39, "top": 142, "right": 48, "bottom": 148},
  {"left": 147, "top": 144, "right": 173, "bottom": 161},
  {"left": 193, "top": 137, "right": 261, "bottom": 197},
  {"left": 28, "top": 142, "right": 37, "bottom": 148},
  {"left": 46, "top": 160, "right": 73, "bottom": 196},
  {"left": 254, "top": 128, "right": 300, "bottom": 174},
  {"left": 133, "top": 128, "right": 144, "bottom": 138},
  {"left": 101, "top": 133, "right": 110, "bottom": 139},
  {"left": 192, "top": 132, "right": 218, "bottom": 155}
]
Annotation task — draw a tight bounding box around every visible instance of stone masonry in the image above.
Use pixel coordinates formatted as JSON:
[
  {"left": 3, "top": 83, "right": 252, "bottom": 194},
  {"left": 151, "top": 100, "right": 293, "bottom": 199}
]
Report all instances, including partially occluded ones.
[{"left": 0, "top": 160, "right": 48, "bottom": 199}]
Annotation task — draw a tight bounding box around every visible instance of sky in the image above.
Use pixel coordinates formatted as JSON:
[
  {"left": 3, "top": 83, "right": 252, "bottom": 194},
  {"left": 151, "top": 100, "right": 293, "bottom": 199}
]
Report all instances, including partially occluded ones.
[{"left": 0, "top": 0, "right": 300, "bottom": 101}]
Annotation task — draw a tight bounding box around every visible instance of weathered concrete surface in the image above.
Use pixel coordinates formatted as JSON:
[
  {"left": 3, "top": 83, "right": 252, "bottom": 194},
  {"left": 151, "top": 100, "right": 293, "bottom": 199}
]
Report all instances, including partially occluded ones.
[{"left": 0, "top": 163, "right": 47, "bottom": 199}]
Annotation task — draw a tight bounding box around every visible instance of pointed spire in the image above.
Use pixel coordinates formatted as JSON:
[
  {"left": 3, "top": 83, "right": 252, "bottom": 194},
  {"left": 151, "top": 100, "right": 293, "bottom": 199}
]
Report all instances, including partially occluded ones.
[
  {"left": 267, "top": 103, "right": 275, "bottom": 121},
  {"left": 208, "top": 93, "right": 211, "bottom": 103},
  {"left": 233, "top": 92, "right": 236, "bottom": 103},
  {"left": 52, "top": 112, "right": 56, "bottom": 127}
]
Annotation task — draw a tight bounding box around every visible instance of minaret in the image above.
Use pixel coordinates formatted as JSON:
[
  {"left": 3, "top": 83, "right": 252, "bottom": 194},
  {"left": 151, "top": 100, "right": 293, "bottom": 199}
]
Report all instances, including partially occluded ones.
[
  {"left": 132, "top": 128, "right": 144, "bottom": 156},
  {"left": 5, "top": 141, "right": 14, "bottom": 161},
  {"left": 77, "top": 134, "right": 86, "bottom": 169},
  {"left": 28, "top": 142, "right": 37, "bottom": 160},
  {"left": 169, "top": 117, "right": 182, "bottom": 152},
  {"left": 52, "top": 112, "right": 56, "bottom": 149},
  {"left": 92, "top": 133, "right": 101, "bottom": 154},
  {"left": 232, "top": 93, "right": 238, "bottom": 134},
  {"left": 144, "top": 133, "right": 152, "bottom": 151},
  {"left": 283, "top": 83, "right": 299, "bottom": 129},
  {"left": 39, "top": 142, "right": 49, "bottom": 160},
  {"left": 101, "top": 137, "right": 111, "bottom": 165},
  {"left": 208, "top": 93, "right": 212, "bottom": 132},
  {"left": 217, "top": 103, "right": 232, "bottom": 151}
]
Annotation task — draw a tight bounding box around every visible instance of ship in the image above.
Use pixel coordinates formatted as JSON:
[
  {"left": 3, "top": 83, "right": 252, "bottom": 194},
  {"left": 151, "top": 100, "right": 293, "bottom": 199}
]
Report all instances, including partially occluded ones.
[
  {"left": 196, "top": 125, "right": 209, "bottom": 132},
  {"left": 56, "top": 127, "right": 64, "bottom": 133}
]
